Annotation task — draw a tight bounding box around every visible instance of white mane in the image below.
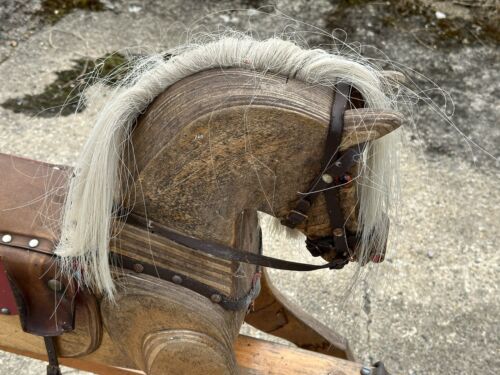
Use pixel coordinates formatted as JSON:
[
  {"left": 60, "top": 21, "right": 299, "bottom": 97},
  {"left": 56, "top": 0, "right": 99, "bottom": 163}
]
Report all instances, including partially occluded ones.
[{"left": 55, "top": 36, "right": 401, "bottom": 299}]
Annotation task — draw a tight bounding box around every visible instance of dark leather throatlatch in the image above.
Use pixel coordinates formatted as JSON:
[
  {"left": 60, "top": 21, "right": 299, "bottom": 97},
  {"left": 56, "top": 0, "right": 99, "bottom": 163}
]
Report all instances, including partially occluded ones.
[{"left": 281, "top": 83, "right": 365, "bottom": 264}]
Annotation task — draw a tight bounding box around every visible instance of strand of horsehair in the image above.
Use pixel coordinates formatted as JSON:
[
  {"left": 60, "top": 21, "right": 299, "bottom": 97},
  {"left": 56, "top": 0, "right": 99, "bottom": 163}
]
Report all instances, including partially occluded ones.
[{"left": 55, "top": 36, "right": 401, "bottom": 299}]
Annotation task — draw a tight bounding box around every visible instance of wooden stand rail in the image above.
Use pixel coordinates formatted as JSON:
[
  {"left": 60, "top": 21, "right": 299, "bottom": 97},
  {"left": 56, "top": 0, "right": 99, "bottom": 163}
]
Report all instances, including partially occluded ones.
[{"left": 0, "top": 315, "right": 366, "bottom": 375}]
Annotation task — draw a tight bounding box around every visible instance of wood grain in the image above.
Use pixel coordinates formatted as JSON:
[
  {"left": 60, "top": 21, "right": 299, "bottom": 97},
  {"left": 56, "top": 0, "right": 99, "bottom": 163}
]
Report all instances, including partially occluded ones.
[{"left": 0, "top": 315, "right": 368, "bottom": 375}]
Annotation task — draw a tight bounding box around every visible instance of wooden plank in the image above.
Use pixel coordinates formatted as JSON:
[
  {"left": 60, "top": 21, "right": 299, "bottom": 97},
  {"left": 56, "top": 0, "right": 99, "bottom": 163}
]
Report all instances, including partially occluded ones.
[
  {"left": 235, "top": 336, "right": 364, "bottom": 375},
  {"left": 246, "top": 270, "right": 354, "bottom": 361},
  {"left": 0, "top": 315, "right": 366, "bottom": 375}
]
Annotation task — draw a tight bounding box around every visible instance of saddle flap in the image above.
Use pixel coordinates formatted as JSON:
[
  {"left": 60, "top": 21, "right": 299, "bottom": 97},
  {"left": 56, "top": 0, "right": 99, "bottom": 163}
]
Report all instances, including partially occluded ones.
[
  {"left": 0, "top": 153, "right": 92, "bottom": 339},
  {"left": 0, "top": 153, "right": 69, "bottom": 254},
  {"left": 0, "top": 244, "right": 77, "bottom": 336}
]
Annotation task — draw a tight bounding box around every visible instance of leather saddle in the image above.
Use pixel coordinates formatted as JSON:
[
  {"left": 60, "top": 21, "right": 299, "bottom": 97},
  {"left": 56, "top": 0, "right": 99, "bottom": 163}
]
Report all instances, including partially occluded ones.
[{"left": 0, "top": 153, "right": 98, "bottom": 342}]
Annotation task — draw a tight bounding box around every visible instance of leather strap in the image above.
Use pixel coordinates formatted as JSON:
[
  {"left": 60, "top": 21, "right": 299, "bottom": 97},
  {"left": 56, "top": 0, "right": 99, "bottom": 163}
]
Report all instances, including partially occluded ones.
[
  {"left": 281, "top": 83, "right": 360, "bottom": 230},
  {"left": 322, "top": 83, "right": 355, "bottom": 254},
  {"left": 281, "top": 83, "right": 367, "bottom": 259},
  {"left": 44, "top": 336, "right": 62, "bottom": 375},
  {"left": 112, "top": 251, "right": 262, "bottom": 311},
  {"left": 125, "top": 214, "right": 348, "bottom": 271}
]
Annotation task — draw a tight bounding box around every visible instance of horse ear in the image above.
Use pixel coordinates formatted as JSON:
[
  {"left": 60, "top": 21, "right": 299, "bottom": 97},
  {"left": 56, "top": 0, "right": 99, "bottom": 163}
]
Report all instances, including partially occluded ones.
[
  {"left": 341, "top": 108, "right": 403, "bottom": 149},
  {"left": 339, "top": 70, "right": 405, "bottom": 149}
]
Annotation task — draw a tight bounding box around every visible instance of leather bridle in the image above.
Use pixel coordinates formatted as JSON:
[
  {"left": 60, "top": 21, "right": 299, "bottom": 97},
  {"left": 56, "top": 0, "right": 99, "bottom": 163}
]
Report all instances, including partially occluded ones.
[{"left": 281, "top": 82, "right": 365, "bottom": 262}]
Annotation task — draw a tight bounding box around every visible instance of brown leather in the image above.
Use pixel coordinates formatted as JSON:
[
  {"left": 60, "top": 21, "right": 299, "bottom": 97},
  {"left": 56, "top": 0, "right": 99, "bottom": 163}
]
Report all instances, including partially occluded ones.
[
  {"left": 0, "top": 153, "right": 69, "bottom": 254},
  {"left": 0, "top": 153, "right": 78, "bottom": 336},
  {"left": 0, "top": 257, "right": 18, "bottom": 315},
  {"left": 281, "top": 84, "right": 365, "bottom": 261},
  {"left": 0, "top": 244, "right": 77, "bottom": 335},
  {"left": 0, "top": 153, "right": 76, "bottom": 335}
]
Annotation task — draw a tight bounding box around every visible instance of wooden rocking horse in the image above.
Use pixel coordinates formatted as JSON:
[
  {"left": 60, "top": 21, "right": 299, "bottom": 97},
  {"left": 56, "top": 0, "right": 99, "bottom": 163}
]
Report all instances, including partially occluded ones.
[{"left": 0, "top": 37, "right": 402, "bottom": 374}]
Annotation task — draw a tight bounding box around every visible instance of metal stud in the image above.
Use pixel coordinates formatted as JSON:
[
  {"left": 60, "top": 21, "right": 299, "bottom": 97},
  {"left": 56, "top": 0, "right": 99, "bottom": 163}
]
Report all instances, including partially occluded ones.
[
  {"left": 172, "top": 275, "right": 182, "bottom": 284},
  {"left": 333, "top": 228, "right": 344, "bottom": 237},
  {"left": 360, "top": 367, "right": 372, "bottom": 375},
  {"left": 133, "top": 263, "right": 144, "bottom": 273},
  {"left": 47, "top": 279, "right": 64, "bottom": 292},
  {"left": 1, "top": 234, "right": 12, "bottom": 243},
  {"left": 0, "top": 307, "right": 10, "bottom": 315},
  {"left": 28, "top": 238, "right": 39, "bottom": 248},
  {"left": 321, "top": 174, "right": 333, "bottom": 184},
  {"left": 210, "top": 294, "right": 222, "bottom": 303}
]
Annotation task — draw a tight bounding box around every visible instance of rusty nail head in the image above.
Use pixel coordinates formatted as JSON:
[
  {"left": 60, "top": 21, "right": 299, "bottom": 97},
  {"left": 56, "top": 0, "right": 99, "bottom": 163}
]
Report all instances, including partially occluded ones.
[
  {"left": 172, "top": 275, "right": 182, "bottom": 284},
  {"left": 133, "top": 263, "right": 144, "bottom": 273},
  {"left": 0, "top": 307, "right": 10, "bottom": 315},
  {"left": 333, "top": 228, "right": 344, "bottom": 237},
  {"left": 210, "top": 294, "right": 222, "bottom": 303}
]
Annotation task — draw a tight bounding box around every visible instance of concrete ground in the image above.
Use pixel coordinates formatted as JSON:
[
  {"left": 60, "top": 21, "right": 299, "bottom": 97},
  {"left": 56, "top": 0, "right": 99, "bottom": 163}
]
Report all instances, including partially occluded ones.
[{"left": 0, "top": 1, "right": 498, "bottom": 374}]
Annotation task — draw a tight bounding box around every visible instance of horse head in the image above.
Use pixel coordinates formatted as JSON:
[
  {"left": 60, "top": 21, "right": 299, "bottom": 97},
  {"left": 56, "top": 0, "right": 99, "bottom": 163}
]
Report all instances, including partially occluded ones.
[{"left": 50, "top": 37, "right": 402, "bottom": 374}]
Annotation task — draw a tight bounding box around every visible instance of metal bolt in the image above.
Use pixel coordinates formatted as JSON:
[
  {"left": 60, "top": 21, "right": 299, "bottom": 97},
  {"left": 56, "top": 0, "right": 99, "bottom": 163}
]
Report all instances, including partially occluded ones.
[
  {"left": 210, "top": 294, "right": 222, "bottom": 303},
  {"left": 28, "top": 238, "right": 39, "bottom": 248},
  {"left": 0, "top": 307, "right": 10, "bottom": 315},
  {"left": 132, "top": 263, "right": 144, "bottom": 273},
  {"left": 47, "top": 279, "right": 64, "bottom": 292},
  {"left": 333, "top": 228, "right": 344, "bottom": 237},
  {"left": 172, "top": 275, "right": 182, "bottom": 284},
  {"left": 1, "top": 234, "right": 12, "bottom": 243},
  {"left": 321, "top": 174, "right": 333, "bottom": 184},
  {"left": 360, "top": 367, "right": 372, "bottom": 375}
]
